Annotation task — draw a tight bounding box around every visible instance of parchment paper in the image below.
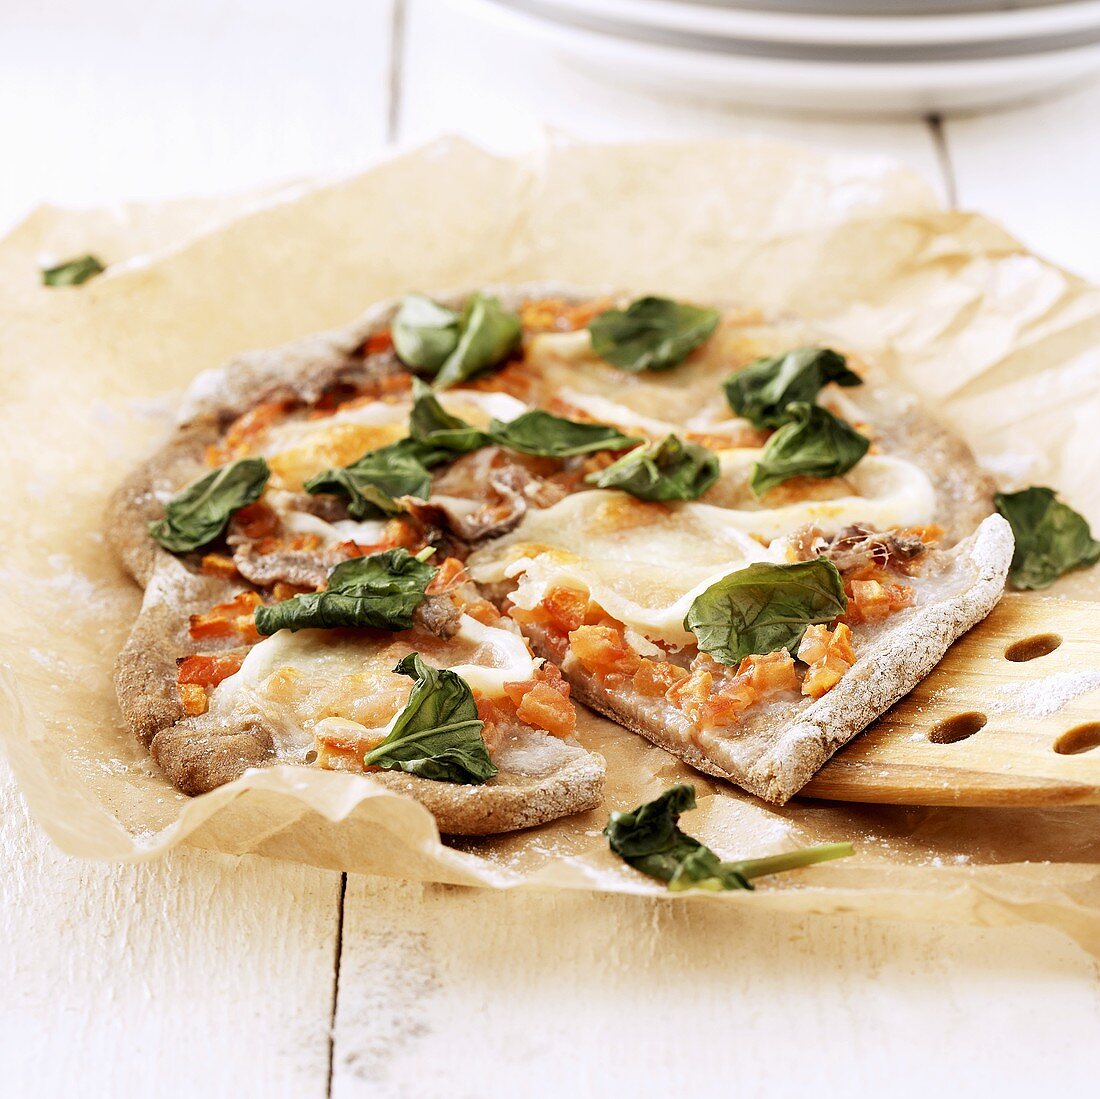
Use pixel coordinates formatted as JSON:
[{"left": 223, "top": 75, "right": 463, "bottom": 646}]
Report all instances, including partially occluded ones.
[{"left": 3, "top": 137, "right": 1100, "bottom": 954}]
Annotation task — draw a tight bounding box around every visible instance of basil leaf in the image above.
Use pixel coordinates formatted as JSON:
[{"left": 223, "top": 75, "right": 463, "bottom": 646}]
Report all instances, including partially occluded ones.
[
  {"left": 435, "top": 294, "right": 523, "bottom": 389},
  {"left": 724, "top": 347, "right": 863, "bottom": 429},
  {"left": 587, "top": 296, "right": 720, "bottom": 373},
  {"left": 589, "top": 297, "right": 717, "bottom": 374},
  {"left": 750, "top": 402, "right": 869, "bottom": 497},
  {"left": 585, "top": 434, "right": 718, "bottom": 502},
  {"left": 254, "top": 548, "right": 437, "bottom": 635},
  {"left": 363, "top": 653, "right": 498, "bottom": 784},
  {"left": 394, "top": 293, "right": 522, "bottom": 388},
  {"left": 42, "top": 254, "right": 105, "bottom": 287},
  {"left": 683, "top": 557, "right": 847, "bottom": 665},
  {"left": 995, "top": 486, "right": 1100, "bottom": 591},
  {"left": 605, "top": 784, "right": 852, "bottom": 892},
  {"left": 149, "top": 457, "right": 269, "bottom": 553},
  {"left": 409, "top": 378, "right": 490, "bottom": 456},
  {"left": 392, "top": 294, "right": 462, "bottom": 373},
  {"left": 488, "top": 410, "right": 640, "bottom": 458},
  {"left": 305, "top": 438, "right": 442, "bottom": 519}
]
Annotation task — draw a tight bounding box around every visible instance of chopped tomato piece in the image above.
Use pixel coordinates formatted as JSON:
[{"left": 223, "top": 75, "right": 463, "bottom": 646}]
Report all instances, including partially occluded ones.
[
  {"left": 474, "top": 697, "right": 510, "bottom": 755},
  {"left": 188, "top": 591, "right": 262, "bottom": 644},
  {"left": 178, "top": 683, "right": 209, "bottom": 716},
  {"left": 504, "top": 662, "right": 576, "bottom": 737},
  {"left": 363, "top": 329, "right": 394, "bottom": 356},
  {"left": 668, "top": 650, "right": 798, "bottom": 729},
  {"left": 798, "top": 623, "right": 857, "bottom": 699},
  {"left": 199, "top": 552, "right": 239, "bottom": 580},
  {"left": 272, "top": 581, "right": 312, "bottom": 601},
  {"left": 234, "top": 501, "right": 279, "bottom": 540},
  {"left": 632, "top": 659, "right": 689, "bottom": 698},
  {"left": 219, "top": 400, "right": 293, "bottom": 459},
  {"left": 568, "top": 624, "right": 641, "bottom": 680},
  {"left": 738, "top": 650, "right": 799, "bottom": 695},
  {"left": 177, "top": 652, "right": 244, "bottom": 688},
  {"left": 542, "top": 587, "right": 590, "bottom": 633},
  {"left": 844, "top": 577, "right": 914, "bottom": 624},
  {"left": 515, "top": 682, "right": 576, "bottom": 737},
  {"left": 426, "top": 557, "right": 468, "bottom": 595}
]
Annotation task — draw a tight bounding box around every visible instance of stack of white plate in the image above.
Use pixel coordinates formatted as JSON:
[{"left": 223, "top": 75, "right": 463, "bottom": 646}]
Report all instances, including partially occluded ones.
[{"left": 458, "top": 0, "right": 1100, "bottom": 114}]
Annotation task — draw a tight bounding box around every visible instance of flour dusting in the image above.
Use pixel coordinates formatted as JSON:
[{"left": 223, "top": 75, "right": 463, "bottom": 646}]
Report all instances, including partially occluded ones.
[{"left": 988, "top": 670, "right": 1100, "bottom": 719}]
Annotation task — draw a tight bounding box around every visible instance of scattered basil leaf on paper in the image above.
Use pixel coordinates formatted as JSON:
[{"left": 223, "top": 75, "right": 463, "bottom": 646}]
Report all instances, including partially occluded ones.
[
  {"left": 605, "top": 784, "right": 853, "bottom": 892},
  {"left": 995, "top": 486, "right": 1100, "bottom": 590},
  {"left": 409, "top": 378, "right": 489, "bottom": 456},
  {"left": 586, "top": 434, "right": 719, "bottom": 502},
  {"left": 149, "top": 457, "right": 269, "bottom": 553},
  {"left": 587, "top": 296, "right": 720, "bottom": 373},
  {"left": 488, "top": 410, "right": 640, "bottom": 458},
  {"left": 724, "top": 347, "right": 863, "bottom": 429},
  {"left": 393, "top": 292, "right": 521, "bottom": 389},
  {"left": 254, "top": 548, "right": 438, "bottom": 635},
  {"left": 305, "top": 438, "right": 444, "bottom": 519},
  {"left": 684, "top": 557, "right": 847, "bottom": 665},
  {"left": 363, "top": 652, "right": 498, "bottom": 784},
  {"left": 750, "top": 401, "right": 870, "bottom": 497},
  {"left": 42, "top": 254, "right": 105, "bottom": 287}
]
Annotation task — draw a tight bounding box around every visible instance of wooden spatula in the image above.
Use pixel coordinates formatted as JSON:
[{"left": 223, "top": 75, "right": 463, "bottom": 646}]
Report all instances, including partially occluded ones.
[{"left": 802, "top": 594, "right": 1100, "bottom": 807}]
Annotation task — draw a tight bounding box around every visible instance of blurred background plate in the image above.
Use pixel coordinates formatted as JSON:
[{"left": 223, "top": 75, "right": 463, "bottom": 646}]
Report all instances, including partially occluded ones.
[
  {"left": 459, "top": 0, "right": 1100, "bottom": 113},
  {"left": 519, "top": 0, "right": 1100, "bottom": 48}
]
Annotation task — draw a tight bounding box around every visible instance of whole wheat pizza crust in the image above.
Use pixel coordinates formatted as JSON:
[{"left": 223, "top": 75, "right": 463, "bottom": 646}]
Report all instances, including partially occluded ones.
[{"left": 108, "top": 283, "right": 1009, "bottom": 819}]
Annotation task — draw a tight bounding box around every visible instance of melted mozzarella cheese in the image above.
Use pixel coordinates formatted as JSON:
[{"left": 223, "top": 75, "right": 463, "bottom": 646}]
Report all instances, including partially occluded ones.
[
  {"left": 210, "top": 615, "right": 540, "bottom": 757},
  {"left": 448, "top": 615, "right": 540, "bottom": 695},
  {"left": 278, "top": 508, "right": 390, "bottom": 547},
  {"left": 467, "top": 490, "right": 781, "bottom": 648},
  {"left": 257, "top": 389, "right": 530, "bottom": 490},
  {"left": 705, "top": 449, "right": 936, "bottom": 540},
  {"left": 439, "top": 390, "right": 527, "bottom": 426},
  {"left": 259, "top": 389, "right": 527, "bottom": 457},
  {"left": 556, "top": 387, "right": 683, "bottom": 439}
]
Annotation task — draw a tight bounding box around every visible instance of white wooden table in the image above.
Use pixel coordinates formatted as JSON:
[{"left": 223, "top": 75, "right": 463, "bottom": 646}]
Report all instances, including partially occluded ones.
[{"left": 3, "top": 3, "right": 1099, "bottom": 1095}]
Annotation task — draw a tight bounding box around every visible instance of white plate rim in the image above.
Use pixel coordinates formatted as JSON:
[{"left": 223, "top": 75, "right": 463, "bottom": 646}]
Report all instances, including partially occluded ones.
[
  {"left": 499, "top": 0, "right": 1100, "bottom": 46},
  {"left": 457, "top": 0, "right": 1100, "bottom": 89}
]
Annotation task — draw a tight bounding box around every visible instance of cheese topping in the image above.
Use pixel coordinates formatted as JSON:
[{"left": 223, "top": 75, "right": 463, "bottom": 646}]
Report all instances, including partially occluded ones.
[
  {"left": 277, "top": 507, "right": 390, "bottom": 547},
  {"left": 258, "top": 389, "right": 529, "bottom": 490},
  {"left": 209, "top": 615, "right": 540, "bottom": 757}
]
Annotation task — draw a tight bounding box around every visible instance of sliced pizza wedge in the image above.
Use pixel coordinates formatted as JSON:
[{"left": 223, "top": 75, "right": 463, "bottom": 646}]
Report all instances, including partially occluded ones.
[{"left": 115, "top": 548, "right": 604, "bottom": 834}]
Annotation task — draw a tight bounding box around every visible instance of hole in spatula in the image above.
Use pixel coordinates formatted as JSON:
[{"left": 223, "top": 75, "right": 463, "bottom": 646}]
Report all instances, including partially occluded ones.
[
  {"left": 1054, "top": 722, "right": 1100, "bottom": 756},
  {"left": 1004, "top": 633, "right": 1062, "bottom": 662},
  {"left": 929, "top": 712, "right": 987, "bottom": 744}
]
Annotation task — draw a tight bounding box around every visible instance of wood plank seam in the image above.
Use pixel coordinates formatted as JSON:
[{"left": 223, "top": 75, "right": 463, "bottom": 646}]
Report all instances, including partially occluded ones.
[
  {"left": 387, "top": 0, "right": 409, "bottom": 145},
  {"left": 926, "top": 112, "right": 958, "bottom": 209},
  {"left": 327, "top": 873, "right": 349, "bottom": 1099}
]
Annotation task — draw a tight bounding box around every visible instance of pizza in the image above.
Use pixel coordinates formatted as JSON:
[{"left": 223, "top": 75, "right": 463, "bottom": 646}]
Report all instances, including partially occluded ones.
[{"left": 109, "top": 284, "right": 1014, "bottom": 829}]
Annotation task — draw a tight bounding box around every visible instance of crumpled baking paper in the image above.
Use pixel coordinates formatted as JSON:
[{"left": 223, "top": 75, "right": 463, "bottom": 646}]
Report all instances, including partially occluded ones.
[{"left": 3, "top": 137, "right": 1099, "bottom": 954}]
